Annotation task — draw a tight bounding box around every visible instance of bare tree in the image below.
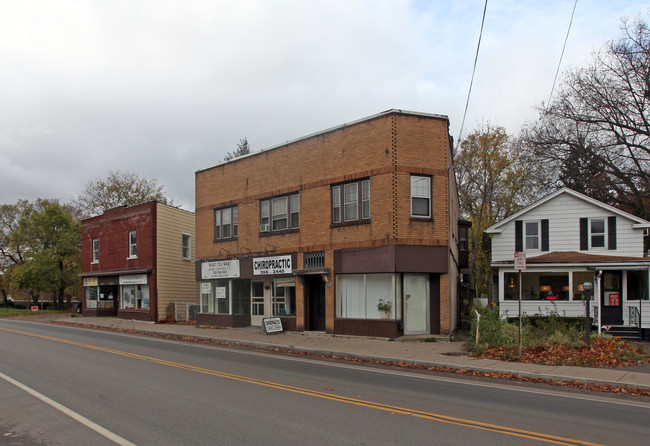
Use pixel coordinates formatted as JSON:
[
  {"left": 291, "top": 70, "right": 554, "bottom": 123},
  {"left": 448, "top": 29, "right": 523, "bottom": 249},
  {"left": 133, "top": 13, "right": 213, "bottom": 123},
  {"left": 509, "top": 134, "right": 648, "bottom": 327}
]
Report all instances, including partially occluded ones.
[
  {"left": 74, "top": 170, "right": 173, "bottom": 217},
  {"left": 522, "top": 17, "right": 650, "bottom": 220},
  {"left": 224, "top": 137, "right": 251, "bottom": 162}
]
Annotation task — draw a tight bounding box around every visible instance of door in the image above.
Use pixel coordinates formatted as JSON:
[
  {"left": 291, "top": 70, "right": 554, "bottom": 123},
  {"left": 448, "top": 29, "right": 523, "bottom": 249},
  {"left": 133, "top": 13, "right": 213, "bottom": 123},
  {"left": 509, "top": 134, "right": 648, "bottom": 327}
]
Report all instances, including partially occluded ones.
[
  {"left": 601, "top": 271, "right": 623, "bottom": 325},
  {"left": 251, "top": 280, "right": 272, "bottom": 326},
  {"left": 306, "top": 276, "right": 326, "bottom": 331},
  {"left": 404, "top": 274, "right": 429, "bottom": 335}
]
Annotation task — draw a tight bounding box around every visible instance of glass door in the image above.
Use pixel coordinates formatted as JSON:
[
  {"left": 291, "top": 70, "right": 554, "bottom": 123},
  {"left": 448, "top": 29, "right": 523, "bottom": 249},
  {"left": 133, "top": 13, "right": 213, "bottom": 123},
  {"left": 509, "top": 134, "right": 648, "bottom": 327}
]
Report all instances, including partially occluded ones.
[
  {"left": 404, "top": 274, "right": 429, "bottom": 335},
  {"left": 251, "top": 280, "right": 272, "bottom": 326}
]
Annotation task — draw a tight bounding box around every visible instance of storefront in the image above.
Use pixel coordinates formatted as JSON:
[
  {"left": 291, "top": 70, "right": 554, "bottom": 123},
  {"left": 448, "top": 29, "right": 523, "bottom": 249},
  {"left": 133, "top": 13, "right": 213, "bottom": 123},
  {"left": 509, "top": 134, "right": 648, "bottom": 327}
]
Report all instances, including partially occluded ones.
[
  {"left": 81, "top": 268, "right": 154, "bottom": 320},
  {"left": 196, "top": 254, "right": 297, "bottom": 330}
]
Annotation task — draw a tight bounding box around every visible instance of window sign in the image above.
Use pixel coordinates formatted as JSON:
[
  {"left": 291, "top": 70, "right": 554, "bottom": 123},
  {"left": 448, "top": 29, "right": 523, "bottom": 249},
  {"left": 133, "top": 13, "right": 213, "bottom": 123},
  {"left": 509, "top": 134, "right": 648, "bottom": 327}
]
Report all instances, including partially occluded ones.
[
  {"left": 215, "top": 287, "right": 227, "bottom": 299},
  {"left": 201, "top": 260, "right": 240, "bottom": 279},
  {"left": 119, "top": 274, "right": 147, "bottom": 285},
  {"left": 84, "top": 277, "right": 98, "bottom": 287},
  {"left": 200, "top": 282, "right": 212, "bottom": 294},
  {"left": 253, "top": 255, "right": 292, "bottom": 275}
]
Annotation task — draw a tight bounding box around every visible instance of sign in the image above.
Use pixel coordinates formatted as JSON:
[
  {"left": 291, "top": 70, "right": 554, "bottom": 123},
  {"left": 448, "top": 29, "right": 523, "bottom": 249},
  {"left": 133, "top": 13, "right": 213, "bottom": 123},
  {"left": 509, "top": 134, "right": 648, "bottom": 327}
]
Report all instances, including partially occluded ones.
[
  {"left": 84, "top": 277, "right": 98, "bottom": 287},
  {"left": 200, "top": 282, "right": 211, "bottom": 294},
  {"left": 514, "top": 252, "right": 526, "bottom": 270},
  {"left": 262, "top": 317, "right": 284, "bottom": 334},
  {"left": 119, "top": 274, "right": 148, "bottom": 285},
  {"left": 606, "top": 292, "right": 620, "bottom": 306},
  {"left": 30, "top": 306, "right": 38, "bottom": 312},
  {"left": 253, "top": 255, "right": 292, "bottom": 276},
  {"left": 215, "top": 287, "right": 226, "bottom": 299},
  {"left": 201, "top": 260, "right": 240, "bottom": 279}
]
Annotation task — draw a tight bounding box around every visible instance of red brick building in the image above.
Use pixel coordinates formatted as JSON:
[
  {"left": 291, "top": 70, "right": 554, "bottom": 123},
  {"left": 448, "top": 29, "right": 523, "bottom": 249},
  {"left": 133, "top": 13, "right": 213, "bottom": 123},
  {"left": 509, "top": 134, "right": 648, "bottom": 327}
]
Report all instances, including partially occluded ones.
[
  {"left": 195, "top": 110, "right": 467, "bottom": 337},
  {"left": 80, "top": 202, "right": 196, "bottom": 321}
]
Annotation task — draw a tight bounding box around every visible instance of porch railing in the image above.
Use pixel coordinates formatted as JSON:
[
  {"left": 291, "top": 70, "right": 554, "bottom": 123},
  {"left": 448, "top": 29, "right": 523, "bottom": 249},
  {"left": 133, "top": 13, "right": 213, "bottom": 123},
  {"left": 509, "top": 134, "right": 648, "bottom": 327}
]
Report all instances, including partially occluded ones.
[{"left": 629, "top": 306, "right": 641, "bottom": 328}]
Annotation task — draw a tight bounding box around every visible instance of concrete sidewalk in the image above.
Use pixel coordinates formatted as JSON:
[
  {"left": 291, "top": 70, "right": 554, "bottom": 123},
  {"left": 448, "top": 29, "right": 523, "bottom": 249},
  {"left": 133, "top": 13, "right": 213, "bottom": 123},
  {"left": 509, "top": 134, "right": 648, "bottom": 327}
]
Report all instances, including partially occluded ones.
[{"left": 40, "top": 315, "right": 650, "bottom": 392}]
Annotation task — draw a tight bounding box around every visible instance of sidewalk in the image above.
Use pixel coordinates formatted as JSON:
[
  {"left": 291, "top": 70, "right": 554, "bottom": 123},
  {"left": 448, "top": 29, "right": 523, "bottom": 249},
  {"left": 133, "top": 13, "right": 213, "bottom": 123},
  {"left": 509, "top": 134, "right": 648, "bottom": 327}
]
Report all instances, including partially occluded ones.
[{"left": 41, "top": 315, "right": 650, "bottom": 392}]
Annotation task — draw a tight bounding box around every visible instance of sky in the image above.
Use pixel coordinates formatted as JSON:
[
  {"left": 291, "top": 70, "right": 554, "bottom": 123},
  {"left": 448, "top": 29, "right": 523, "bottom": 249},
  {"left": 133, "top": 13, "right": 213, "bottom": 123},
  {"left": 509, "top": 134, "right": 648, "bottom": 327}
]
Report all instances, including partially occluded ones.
[{"left": 1, "top": 0, "right": 647, "bottom": 212}]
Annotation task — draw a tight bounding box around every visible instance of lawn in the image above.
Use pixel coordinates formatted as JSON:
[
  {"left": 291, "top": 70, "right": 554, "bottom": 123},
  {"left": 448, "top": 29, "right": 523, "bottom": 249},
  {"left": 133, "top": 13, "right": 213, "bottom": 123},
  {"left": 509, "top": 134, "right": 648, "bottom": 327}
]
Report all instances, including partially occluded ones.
[{"left": 0, "top": 307, "right": 69, "bottom": 318}]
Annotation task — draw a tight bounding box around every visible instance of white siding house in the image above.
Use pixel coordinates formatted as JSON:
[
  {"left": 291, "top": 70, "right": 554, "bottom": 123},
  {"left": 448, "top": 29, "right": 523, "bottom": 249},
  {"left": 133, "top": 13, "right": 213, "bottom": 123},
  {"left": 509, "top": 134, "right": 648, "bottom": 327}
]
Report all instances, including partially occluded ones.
[{"left": 486, "top": 188, "right": 650, "bottom": 336}]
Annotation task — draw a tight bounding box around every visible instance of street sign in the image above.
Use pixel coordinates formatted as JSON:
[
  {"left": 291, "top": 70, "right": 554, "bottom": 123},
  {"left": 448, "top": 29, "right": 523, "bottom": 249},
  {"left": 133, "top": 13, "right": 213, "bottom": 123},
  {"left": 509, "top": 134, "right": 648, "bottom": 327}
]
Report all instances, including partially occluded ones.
[{"left": 514, "top": 251, "right": 526, "bottom": 270}]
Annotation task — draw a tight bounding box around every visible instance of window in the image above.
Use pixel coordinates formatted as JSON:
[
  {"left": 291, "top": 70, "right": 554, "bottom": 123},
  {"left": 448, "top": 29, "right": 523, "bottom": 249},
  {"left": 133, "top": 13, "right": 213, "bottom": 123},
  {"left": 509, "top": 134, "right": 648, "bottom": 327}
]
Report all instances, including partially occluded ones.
[
  {"left": 332, "top": 180, "right": 370, "bottom": 224},
  {"left": 525, "top": 222, "right": 539, "bottom": 250},
  {"left": 504, "top": 272, "right": 569, "bottom": 301},
  {"left": 182, "top": 233, "right": 191, "bottom": 260},
  {"left": 273, "top": 277, "right": 296, "bottom": 316},
  {"left": 260, "top": 193, "right": 299, "bottom": 233},
  {"left": 120, "top": 284, "right": 150, "bottom": 310},
  {"left": 336, "top": 274, "right": 401, "bottom": 319},
  {"left": 92, "top": 239, "right": 99, "bottom": 263},
  {"left": 215, "top": 207, "right": 237, "bottom": 240},
  {"left": 128, "top": 231, "right": 137, "bottom": 258},
  {"left": 590, "top": 218, "right": 605, "bottom": 248},
  {"left": 199, "top": 279, "right": 250, "bottom": 315},
  {"left": 410, "top": 175, "right": 431, "bottom": 217},
  {"left": 459, "top": 226, "right": 468, "bottom": 251}
]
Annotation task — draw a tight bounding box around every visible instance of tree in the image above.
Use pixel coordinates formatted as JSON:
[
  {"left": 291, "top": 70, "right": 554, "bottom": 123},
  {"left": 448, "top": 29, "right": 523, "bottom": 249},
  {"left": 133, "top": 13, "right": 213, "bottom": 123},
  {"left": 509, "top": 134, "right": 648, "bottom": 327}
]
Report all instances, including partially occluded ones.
[
  {"left": 0, "top": 200, "right": 33, "bottom": 306},
  {"left": 522, "top": 17, "right": 650, "bottom": 221},
  {"left": 224, "top": 137, "right": 251, "bottom": 162},
  {"left": 74, "top": 170, "right": 173, "bottom": 218},
  {"left": 10, "top": 200, "right": 81, "bottom": 309},
  {"left": 455, "top": 124, "right": 545, "bottom": 301}
]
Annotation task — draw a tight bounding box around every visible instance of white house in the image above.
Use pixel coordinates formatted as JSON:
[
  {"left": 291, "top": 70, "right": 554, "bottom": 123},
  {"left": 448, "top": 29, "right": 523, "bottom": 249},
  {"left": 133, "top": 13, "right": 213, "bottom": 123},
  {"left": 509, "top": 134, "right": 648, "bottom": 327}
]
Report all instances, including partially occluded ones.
[{"left": 486, "top": 188, "right": 650, "bottom": 337}]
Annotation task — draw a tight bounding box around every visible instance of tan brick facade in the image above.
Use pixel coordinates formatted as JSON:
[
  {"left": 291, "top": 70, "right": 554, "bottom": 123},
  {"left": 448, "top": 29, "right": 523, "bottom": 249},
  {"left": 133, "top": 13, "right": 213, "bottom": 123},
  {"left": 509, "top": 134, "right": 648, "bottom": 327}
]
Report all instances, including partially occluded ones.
[{"left": 195, "top": 110, "right": 461, "bottom": 336}]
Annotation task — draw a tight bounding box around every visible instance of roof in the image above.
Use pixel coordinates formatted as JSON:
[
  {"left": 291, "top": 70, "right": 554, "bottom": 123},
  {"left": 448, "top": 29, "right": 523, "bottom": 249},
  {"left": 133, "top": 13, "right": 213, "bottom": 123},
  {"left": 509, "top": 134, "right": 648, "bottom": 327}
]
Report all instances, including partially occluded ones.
[
  {"left": 196, "top": 109, "right": 449, "bottom": 173},
  {"left": 485, "top": 188, "right": 650, "bottom": 234}
]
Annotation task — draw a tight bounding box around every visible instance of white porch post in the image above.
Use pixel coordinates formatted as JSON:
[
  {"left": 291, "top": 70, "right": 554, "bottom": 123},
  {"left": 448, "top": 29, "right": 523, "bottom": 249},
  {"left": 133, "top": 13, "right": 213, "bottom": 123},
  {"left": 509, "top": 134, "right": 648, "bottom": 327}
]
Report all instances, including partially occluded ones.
[{"left": 597, "top": 272, "right": 602, "bottom": 334}]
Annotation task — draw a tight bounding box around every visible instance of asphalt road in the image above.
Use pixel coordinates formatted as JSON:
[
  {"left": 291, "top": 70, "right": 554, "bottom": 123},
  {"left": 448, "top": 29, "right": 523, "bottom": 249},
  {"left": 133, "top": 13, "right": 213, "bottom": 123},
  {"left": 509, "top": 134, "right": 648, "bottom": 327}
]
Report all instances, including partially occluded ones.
[{"left": 1, "top": 318, "right": 649, "bottom": 445}]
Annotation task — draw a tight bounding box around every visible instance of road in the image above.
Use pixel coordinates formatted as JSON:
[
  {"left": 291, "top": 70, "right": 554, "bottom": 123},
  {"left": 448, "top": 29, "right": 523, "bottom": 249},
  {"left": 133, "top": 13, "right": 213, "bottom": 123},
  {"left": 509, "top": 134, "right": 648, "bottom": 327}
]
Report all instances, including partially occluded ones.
[{"left": 1, "top": 318, "right": 649, "bottom": 445}]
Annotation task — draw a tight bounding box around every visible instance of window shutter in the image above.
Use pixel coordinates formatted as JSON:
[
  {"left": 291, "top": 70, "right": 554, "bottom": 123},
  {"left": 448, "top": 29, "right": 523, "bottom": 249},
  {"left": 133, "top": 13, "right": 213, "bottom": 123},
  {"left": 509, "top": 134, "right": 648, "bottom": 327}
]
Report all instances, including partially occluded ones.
[
  {"left": 515, "top": 220, "right": 523, "bottom": 252},
  {"left": 579, "top": 218, "right": 588, "bottom": 250},
  {"left": 608, "top": 216, "right": 617, "bottom": 250},
  {"left": 541, "top": 219, "right": 549, "bottom": 251}
]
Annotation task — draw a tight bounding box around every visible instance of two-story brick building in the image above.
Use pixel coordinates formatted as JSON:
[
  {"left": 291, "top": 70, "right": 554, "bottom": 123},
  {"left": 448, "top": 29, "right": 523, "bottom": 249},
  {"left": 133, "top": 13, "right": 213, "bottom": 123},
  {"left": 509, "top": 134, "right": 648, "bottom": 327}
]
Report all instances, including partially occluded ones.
[
  {"left": 194, "top": 109, "right": 467, "bottom": 338},
  {"left": 80, "top": 202, "right": 196, "bottom": 322}
]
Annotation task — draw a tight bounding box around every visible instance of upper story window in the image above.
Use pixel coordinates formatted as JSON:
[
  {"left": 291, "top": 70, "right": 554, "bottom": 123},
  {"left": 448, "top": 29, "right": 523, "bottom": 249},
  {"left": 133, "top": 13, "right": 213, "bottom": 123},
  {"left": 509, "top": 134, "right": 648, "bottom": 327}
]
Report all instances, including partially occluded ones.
[
  {"left": 525, "top": 221, "right": 539, "bottom": 250},
  {"left": 410, "top": 175, "right": 431, "bottom": 218},
  {"left": 332, "top": 179, "right": 370, "bottom": 224},
  {"left": 92, "top": 238, "right": 99, "bottom": 263},
  {"left": 128, "top": 231, "right": 137, "bottom": 258},
  {"left": 182, "top": 233, "right": 191, "bottom": 260},
  {"left": 459, "top": 226, "right": 468, "bottom": 251},
  {"left": 260, "top": 193, "right": 299, "bottom": 233},
  {"left": 590, "top": 218, "right": 605, "bottom": 248},
  {"left": 215, "top": 207, "right": 237, "bottom": 240}
]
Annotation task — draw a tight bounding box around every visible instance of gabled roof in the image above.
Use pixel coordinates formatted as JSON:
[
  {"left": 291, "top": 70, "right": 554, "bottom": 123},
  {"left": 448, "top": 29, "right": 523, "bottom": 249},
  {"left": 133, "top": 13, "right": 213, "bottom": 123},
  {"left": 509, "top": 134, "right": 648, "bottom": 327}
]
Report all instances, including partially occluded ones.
[{"left": 485, "top": 187, "right": 650, "bottom": 234}]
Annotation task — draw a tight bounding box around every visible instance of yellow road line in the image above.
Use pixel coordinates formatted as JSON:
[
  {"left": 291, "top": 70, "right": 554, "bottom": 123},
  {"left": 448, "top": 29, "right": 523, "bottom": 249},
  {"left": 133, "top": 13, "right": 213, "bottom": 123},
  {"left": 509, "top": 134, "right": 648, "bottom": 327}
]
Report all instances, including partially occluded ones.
[{"left": 1, "top": 327, "right": 605, "bottom": 446}]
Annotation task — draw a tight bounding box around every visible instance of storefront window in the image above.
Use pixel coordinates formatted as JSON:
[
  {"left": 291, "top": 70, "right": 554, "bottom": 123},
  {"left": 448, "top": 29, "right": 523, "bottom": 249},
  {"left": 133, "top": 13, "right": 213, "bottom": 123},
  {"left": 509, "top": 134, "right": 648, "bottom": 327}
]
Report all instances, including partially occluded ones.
[
  {"left": 120, "top": 284, "right": 150, "bottom": 309},
  {"left": 336, "top": 274, "right": 400, "bottom": 319},
  {"left": 504, "top": 272, "right": 569, "bottom": 301},
  {"left": 85, "top": 286, "right": 98, "bottom": 309},
  {"left": 273, "top": 278, "right": 296, "bottom": 316},
  {"left": 200, "top": 279, "right": 250, "bottom": 315}
]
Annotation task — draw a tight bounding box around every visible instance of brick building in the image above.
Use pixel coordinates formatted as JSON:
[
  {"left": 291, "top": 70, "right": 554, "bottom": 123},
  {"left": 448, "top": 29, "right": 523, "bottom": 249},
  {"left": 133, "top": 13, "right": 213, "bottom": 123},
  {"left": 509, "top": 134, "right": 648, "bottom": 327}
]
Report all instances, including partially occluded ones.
[
  {"left": 195, "top": 109, "right": 467, "bottom": 337},
  {"left": 80, "top": 202, "right": 196, "bottom": 322}
]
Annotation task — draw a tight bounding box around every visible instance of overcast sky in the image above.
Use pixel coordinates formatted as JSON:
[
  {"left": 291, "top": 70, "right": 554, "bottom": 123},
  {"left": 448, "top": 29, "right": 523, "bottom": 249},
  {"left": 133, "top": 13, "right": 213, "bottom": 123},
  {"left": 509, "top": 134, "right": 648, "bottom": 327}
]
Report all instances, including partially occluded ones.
[{"left": 1, "top": 0, "right": 647, "bottom": 211}]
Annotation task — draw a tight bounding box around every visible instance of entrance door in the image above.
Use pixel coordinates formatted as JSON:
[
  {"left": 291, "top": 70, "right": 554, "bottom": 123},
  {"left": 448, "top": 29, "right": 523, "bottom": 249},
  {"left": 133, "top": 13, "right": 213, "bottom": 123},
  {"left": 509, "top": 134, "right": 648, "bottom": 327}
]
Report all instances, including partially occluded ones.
[
  {"left": 251, "top": 280, "right": 272, "bottom": 326},
  {"left": 601, "top": 271, "right": 623, "bottom": 325},
  {"left": 306, "top": 276, "right": 326, "bottom": 331},
  {"left": 404, "top": 274, "right": 429, "bottom": 335}
]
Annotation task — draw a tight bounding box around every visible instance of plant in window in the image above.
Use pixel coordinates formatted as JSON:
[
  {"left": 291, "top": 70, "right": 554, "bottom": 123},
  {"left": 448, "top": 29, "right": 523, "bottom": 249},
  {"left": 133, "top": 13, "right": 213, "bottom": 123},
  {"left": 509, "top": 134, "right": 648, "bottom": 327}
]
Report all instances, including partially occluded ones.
[{"left": 377, "top": 298, "right": 392, "bottom": 313}]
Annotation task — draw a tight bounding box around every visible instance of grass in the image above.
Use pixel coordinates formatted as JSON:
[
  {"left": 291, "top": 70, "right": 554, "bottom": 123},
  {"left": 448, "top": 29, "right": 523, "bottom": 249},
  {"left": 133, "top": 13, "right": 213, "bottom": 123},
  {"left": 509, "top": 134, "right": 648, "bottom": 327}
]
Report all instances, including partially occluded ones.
[{"left": 0, "top": 307, "right": 70, "bottom": 317}]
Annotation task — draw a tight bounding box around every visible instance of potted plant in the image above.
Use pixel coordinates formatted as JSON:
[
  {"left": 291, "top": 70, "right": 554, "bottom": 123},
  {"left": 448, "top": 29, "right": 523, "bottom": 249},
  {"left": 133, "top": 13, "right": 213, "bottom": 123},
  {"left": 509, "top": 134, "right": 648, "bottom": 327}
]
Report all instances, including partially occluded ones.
[{"left": 377, "top": 298, "right": 392, "bottom": 319}]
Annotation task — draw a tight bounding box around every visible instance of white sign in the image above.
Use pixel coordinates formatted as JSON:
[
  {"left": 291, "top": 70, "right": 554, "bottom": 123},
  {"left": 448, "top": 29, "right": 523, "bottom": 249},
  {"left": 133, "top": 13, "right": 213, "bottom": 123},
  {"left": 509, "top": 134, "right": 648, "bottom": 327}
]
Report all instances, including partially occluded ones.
[
  {"left": 84, "top": 277, "right": 98, "bottom": 287},
  {"left": 200, "top": 282, "right": 211, "bottom": 294},
  {"left": 215, "top": 287, "right": 226, "bottom": 299},
  {"left": 119, "top": 274, "right": 148, "bottom": 285},
  {"left": 514, "top": 252, "right": 526, "bottom": 270},
  {"left": 253, "top": 255, "right": 292, "bottom": 275},
  {"left": 201, "top": 260, "right": 240, "bottom": 279},
  {"left": 262, "top": 317, "right": 284, "bottom": 334}
]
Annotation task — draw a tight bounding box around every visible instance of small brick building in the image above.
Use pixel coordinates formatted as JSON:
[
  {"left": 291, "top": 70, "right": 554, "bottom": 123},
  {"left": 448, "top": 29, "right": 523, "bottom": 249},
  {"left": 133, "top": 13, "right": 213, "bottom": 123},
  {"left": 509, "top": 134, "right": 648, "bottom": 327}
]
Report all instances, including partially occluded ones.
[
  {"left": 80, "top": 202, "right": 196, "bottom": 322},
  {"left": 195, "top": 109, "right": 467, "bottom": 337}
]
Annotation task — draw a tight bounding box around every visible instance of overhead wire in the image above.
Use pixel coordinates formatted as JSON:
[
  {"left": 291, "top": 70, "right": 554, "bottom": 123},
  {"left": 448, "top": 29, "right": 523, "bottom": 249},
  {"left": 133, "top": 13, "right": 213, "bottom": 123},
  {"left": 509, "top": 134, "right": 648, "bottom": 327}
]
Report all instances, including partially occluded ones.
[
  {"left": 548, "top": 0, "right": 578, "bottom": 106},
  {"left": 456, "top": 0, "right": 488, "bottom": 149}
]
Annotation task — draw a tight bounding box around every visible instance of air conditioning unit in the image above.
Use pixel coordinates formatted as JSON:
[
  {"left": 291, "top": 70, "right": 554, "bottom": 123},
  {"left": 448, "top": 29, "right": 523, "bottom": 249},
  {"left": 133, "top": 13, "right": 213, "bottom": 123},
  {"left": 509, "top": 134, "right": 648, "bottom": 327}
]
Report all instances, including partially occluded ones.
[{"left": 259, "top": 223, "right": 270, "bottom": 233}]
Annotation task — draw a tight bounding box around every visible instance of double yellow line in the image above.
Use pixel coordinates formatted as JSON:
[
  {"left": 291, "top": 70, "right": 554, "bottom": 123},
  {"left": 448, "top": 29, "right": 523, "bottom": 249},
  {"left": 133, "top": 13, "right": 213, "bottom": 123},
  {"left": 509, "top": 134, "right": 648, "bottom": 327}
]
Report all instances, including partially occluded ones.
[{"left": 1, "top": 327, "right": 603, "bottom": 446}]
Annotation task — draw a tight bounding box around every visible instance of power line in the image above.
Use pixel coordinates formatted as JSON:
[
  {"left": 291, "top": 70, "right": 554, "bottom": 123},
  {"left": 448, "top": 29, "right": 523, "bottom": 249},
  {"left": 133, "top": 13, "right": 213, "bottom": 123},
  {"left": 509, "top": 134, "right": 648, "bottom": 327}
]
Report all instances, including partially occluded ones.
[
  {"left": 548, "top": 0, "right": 578, "bottom": 106},
  {"left": 457, "top": 0, "right": 488, "bottom": 149}
]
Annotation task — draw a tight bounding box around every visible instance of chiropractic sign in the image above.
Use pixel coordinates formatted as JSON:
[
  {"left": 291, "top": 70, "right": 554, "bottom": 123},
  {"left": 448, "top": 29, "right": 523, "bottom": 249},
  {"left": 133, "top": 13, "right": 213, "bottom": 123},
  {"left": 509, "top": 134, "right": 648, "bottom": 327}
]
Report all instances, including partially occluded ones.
[{"left": 253, "top": 255, "right": 292, "bottom": 275}]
